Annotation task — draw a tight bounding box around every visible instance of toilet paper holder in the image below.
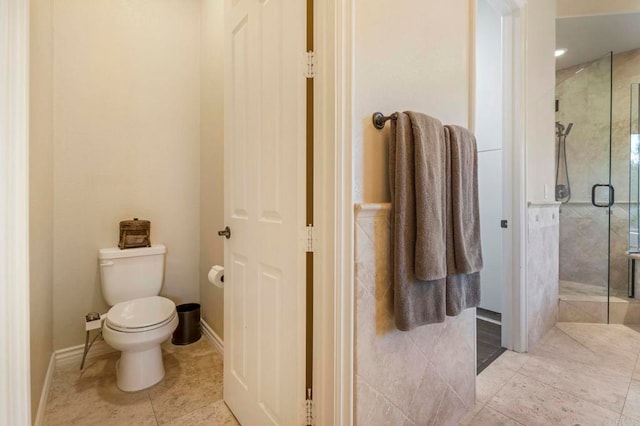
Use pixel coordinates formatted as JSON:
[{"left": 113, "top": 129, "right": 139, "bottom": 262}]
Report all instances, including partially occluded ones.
[{"left": 208, "top": 265, "right": 225, "bottom": 288}]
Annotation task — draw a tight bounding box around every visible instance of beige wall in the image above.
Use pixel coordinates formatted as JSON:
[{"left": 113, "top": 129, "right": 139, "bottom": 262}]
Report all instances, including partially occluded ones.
[
  {"left": 29, "top": 0, "right": 54, "bottom": 417},
  {"left": 200, "top": 0, "right": 225, "bottom": 338},
  {"left": 52, "top": 0, "right": 202, "bottom": 350},
  {"left": 557, "top": 0, "right": 640, "bottom": 17},
  {"left": 525, "top": 0, "right": 557, "bottom": 202},
  {"left": 352, "top": 0, "right": 556, "bottom": 204},
  {"left": 352, "top": 0, "right": 470, "bottom": 202}
]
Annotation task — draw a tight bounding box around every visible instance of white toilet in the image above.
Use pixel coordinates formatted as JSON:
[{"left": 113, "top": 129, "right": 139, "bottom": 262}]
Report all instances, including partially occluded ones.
[{"left": 98, "top": 244, "right": 178, "bottom": 392}]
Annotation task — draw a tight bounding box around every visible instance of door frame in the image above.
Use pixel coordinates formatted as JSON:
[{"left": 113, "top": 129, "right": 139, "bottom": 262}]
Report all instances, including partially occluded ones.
[
  {"left": 476, "top": 0, "right": 528, "bottom": 352},
  {"left": 0, "top": 0, "right": 32, "bottom": 424},
  {"left": 498, "top": 0, "right": 528, "bottom": 354},
  {"left": 313, "top": 0, "right": 353, "bottom": 423}
]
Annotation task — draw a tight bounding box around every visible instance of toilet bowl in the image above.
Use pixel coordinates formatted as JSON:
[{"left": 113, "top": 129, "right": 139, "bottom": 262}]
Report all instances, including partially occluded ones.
[
  {"left": 102, "top": 296, "right": 178, "bottom": 391},
  {"left": 98, "top": 244, "right": 177, "bottom": 392}
]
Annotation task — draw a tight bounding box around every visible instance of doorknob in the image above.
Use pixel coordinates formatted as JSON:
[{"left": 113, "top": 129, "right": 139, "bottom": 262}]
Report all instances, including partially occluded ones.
[{"left": 218, "top": 226, "right": 231, "bottom": 239}]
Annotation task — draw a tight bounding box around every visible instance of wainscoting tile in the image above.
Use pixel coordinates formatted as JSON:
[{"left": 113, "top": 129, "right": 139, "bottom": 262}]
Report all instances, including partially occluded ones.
[
  {"left": 527, "top": 203, "right": 560, "bottom": 349},
  {"left": 354, "top": 204, "right": 475, "bottom": 425}
]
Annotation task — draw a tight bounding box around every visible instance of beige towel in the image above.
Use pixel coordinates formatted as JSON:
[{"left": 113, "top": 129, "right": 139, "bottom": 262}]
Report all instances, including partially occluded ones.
[
  {"left": 389, "top": 112, "right": 447, "bottom": 330},
  {"left": 444, "top": 125, "right": 483, "bottom": 316}
]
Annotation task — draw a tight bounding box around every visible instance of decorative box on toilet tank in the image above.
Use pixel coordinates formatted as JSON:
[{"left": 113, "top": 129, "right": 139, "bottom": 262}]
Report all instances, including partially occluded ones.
[{"left": 118, "top": 218, "right": 151, "bottom": 249}]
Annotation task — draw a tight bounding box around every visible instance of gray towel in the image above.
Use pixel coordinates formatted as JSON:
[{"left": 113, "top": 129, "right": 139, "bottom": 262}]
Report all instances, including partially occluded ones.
[
  {"left": 389, "top": 112, "right": 447, "bottom": 330},
  {"left": 410, "top": 111, "right": 448, "bottom": 281},
  {"left": 444, "top": 125, "right": 482, "bottom": 316}
]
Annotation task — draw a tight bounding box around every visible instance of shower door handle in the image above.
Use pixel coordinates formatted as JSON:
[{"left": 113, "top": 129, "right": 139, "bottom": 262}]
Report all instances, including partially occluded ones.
[{"left": 591, "top": 184, "right": 615, "bottom": 207}]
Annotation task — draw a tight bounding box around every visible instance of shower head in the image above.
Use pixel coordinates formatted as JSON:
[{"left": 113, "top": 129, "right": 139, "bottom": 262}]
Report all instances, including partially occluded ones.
[{"left": 565, "top": 123, "right": 573, "bottom": 137}]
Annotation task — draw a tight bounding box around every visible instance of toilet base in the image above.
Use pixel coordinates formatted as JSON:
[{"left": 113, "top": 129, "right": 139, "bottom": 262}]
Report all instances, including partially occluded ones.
[{"left": 116, "top": 345, "right": 165, "bottom": 392}]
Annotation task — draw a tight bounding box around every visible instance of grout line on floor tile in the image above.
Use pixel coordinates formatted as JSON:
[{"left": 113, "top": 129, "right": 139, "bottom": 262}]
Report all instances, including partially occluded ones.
[
  {"left": 631, "top": 350, "right": 640, "bottom": 381},
  {"left": 622, "top": 353, "right": 640, "bottom": 417},
  {"left": 148, "top": 393, "right": 160, "bottom": 425},
  {"left": 477, "top": 370, "right": 516, "bottom": 408},
  {"left": 514, "top": 363, "right": 630, "bottom": 415},
  {"left": 537, "top": 326, "right": 640, "bottom": 372},
  {"left": 553, "top": 326, "right": 599, "bottom": 355},
  {"left": 483, "top": 373, "right": 517, "bottom": 409},
  {"left": 494, "top": 373, "right": 623, "bottom": 420},
  {"left": 512, "top": 351, "right": 532, "bottom": 374},
  {"left": 487, "top": 404, "right": 526, "bottom": 426}
]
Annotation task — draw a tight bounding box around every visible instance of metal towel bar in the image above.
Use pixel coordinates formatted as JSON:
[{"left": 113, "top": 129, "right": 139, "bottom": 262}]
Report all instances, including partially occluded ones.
[{"left": 372, "top": 112, "right": 399, "bottom": 129}]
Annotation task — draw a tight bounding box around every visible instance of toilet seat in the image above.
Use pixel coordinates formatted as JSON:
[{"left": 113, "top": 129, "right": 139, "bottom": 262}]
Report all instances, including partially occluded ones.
[{"left": 107, "top": 296, "right": 176, "bottom": 333}]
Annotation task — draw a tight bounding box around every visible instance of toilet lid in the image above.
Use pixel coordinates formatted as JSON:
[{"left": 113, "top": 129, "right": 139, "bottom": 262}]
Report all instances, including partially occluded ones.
[{"left": 107, "top": 296, "right": 176, "bottom": 329}]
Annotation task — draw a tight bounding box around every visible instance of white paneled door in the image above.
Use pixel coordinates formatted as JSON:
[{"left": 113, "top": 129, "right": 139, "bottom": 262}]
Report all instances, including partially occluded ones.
[{"left": 223, "top": 0, "right": 307, "bottom": 424}]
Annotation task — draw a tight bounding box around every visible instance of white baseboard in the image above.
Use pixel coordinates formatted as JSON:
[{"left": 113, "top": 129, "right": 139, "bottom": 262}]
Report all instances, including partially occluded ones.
[
  {"left": 33, "top": 352, "right": 55, "bottom": 426},
  {"left": 55, "top": 339, "right": 117, "bottom": 368},
  {"left": 201, "top": 320, "right": 224, "bottom": 355},
  {"left": 33, "top": 338, "right": 115, "bottom": 424}
]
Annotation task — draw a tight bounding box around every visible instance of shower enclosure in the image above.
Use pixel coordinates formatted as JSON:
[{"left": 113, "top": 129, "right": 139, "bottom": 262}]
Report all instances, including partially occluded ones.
[
  {"left": 556, "top": 52, "right": 614, "bottom": 322},
  {"left": 557, "top": 50, "right": 640, "bottom": 323}
]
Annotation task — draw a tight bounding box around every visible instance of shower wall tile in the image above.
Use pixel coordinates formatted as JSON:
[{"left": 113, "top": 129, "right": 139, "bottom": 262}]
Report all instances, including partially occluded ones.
[
  {"left": 559, "top": 203, "right": 630, "bottom": 296},
  {"left": 354, "top": 203, "right": 476, "bottom": 425},
  {"left": 527, "top": 203, "right": 560, "bottom": 349},
  {"left": 559, "top": 203, "right": 609, "bottom": 288}
]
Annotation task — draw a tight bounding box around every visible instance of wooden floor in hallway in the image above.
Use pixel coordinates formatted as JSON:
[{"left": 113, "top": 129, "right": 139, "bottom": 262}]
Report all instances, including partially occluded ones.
[
  {"left": 43, "top": 338, "right": 237, "bottom": 425},
  {"left": 462, "top": 322, "right": 640, "bottom": 425}
]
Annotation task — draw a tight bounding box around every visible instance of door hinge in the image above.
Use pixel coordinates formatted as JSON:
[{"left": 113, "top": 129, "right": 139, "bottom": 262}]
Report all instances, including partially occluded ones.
[
  {"left": 305, "top": 51, "right": 316, "bottom": 79},
  {"left": 501, "top": 220, "right": 508, "bottom": 229},
  {"left": 305, "top": 388, "right": 314, "bottom": 425},
  {"left": 305, "top": 224, "right": 315, "bottom": 253}
]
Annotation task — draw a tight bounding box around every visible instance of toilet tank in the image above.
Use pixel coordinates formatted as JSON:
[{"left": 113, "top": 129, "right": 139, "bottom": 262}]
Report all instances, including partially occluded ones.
[{"left": 98, "top": 244, "right": 166, "bottom": 306}]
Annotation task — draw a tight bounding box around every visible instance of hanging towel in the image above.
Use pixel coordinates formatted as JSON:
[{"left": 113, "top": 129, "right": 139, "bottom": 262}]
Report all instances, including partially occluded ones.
[
  {"left": 444, "top": 125, "right": 483, "bottom": 316},
  {"left": 411, "top": 111, "right": 448, "bottom": 281},
  {"left": 389, "top": 112, "right": 448, "bottom": 331}
]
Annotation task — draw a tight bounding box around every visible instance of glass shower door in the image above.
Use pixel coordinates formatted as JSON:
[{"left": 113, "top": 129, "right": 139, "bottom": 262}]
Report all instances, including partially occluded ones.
[
  {"left": 629, "top": 84, "right": 640, "bottom": 297},
  {"left": 556, "top": 52, "right": 613, "bottom": 322}
]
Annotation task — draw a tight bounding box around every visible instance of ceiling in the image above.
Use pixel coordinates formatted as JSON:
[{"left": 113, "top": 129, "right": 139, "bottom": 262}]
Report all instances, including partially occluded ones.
[{"left": 556, "top": 12, "right": 640, "bottom": 70}]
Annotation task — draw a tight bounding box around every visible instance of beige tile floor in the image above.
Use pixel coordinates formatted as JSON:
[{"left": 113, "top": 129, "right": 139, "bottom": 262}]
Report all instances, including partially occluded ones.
[
  {"left": 47, "top": 322, "right": 640, "bottom": 425},
  {"left": 462, "top": 322, "right": 640, "bottom": 426},
  {"left": 44, "top": 338, "right": 238, "bottom": 426}
]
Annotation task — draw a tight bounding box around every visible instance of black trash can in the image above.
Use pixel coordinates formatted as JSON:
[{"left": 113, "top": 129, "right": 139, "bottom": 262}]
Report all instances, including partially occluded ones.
[{"left": 172, "top": 303, "right": 201, "bottom": 345}]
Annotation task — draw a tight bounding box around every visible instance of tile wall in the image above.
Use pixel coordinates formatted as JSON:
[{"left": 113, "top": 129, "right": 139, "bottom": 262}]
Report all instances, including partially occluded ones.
[
  {"left": 527, "top": 203, "right": 560, "bottom": 348},
  {"left": 354, "top": 204, "right": 476, "bottom": 425}
]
